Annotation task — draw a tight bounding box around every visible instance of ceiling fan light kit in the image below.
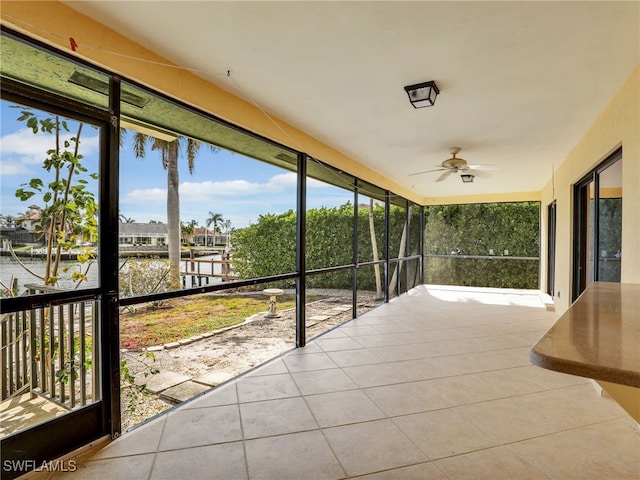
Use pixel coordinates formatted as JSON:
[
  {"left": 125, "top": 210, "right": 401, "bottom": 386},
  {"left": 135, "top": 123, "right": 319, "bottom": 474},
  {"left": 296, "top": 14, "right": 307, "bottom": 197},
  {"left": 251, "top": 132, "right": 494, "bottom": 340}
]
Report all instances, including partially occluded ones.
[
  {"left": 404, "top": 80, "right": 439, "bottom": 108},
  {"left": 408, "top": 146, "right": 500, "bottom": 182}
]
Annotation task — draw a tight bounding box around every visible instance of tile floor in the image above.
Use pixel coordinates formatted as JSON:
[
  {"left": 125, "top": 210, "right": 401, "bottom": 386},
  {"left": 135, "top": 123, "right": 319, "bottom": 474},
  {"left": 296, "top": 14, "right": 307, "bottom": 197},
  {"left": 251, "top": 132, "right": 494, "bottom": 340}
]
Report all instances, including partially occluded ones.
[{"left": 43, "top": 285, "right": 639, "bottom": 479}]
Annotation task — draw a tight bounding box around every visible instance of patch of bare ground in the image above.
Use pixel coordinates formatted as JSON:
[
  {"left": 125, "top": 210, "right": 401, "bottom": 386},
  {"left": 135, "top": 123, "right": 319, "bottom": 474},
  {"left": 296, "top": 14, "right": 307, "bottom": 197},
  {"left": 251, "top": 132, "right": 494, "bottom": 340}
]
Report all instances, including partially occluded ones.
[{"left": 121, "top": 292, "right": 378, "bottom": 430}]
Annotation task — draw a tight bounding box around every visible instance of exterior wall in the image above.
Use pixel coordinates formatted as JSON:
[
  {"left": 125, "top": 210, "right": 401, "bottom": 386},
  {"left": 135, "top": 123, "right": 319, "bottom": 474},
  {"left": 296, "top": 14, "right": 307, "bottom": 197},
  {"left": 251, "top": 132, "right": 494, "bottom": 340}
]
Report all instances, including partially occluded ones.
[{"left": 540, "top": 67, "right": 640, "bottom": 315}]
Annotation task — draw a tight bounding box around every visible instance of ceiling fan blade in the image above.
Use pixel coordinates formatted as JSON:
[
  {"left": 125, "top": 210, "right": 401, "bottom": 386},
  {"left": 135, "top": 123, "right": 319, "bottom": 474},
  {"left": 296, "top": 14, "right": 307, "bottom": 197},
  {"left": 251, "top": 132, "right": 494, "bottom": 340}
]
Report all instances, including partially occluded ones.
[
  {"left": 435, "top": 170, "right": 452, "bottom": 182},
  {"left": 467, "top": 164, "right": 501, "bottom": 171},
  {"left": 468, "top": 168, "right": 490, "bottom": 178},
  {"left": 408, "top": 167, "right": 445, "bottom": 177}
]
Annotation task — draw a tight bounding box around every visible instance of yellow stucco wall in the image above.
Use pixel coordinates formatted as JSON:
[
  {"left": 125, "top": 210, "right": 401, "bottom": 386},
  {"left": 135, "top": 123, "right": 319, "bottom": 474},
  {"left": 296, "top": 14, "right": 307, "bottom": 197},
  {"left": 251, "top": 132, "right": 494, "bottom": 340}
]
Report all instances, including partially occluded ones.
[{"left": 540, "top": 67, "right": 640, "bottom": 314}]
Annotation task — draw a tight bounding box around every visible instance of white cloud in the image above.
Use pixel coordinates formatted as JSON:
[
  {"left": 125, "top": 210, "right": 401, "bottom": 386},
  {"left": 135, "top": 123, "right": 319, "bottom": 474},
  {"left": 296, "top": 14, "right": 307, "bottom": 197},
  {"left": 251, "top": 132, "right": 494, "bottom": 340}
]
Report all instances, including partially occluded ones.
[
  {"left": 178, "top": 172, "right": 298, "bottom": 201},
  {"left": 0, "top": 160, "right": 32, "bottom": 175},
  {"left": 122, "top": 187, "right": 167, "bottom": 204},
  {"left": 0, "top": 127, "right": 100, "bottom": 172}
]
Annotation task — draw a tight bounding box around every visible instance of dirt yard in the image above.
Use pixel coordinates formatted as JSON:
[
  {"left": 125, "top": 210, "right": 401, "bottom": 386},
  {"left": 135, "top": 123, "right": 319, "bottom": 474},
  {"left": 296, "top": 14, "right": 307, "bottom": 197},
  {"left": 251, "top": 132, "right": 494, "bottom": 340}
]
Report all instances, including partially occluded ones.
[{"left": 121, "top": 292, "right": 378, "bottom": 430}]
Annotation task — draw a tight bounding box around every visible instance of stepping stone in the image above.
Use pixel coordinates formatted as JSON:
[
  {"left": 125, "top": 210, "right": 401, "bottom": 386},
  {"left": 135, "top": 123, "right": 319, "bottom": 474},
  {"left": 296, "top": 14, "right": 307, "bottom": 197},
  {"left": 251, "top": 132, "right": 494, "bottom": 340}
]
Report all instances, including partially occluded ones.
[
  {"left": 194, "top": 371, "right": 235, "bottom": 387},
  {"left": 160, "top": 381, "right": 210, "bottom": 404},
  {"left": 308, "top": 315, "right": 330, "bottom": 322},
  {"left": 138, "top": 371, "right": 190, "bottom": 394},
  {"left": 332, "top": 305, "right": 352, "bottom": 312}
]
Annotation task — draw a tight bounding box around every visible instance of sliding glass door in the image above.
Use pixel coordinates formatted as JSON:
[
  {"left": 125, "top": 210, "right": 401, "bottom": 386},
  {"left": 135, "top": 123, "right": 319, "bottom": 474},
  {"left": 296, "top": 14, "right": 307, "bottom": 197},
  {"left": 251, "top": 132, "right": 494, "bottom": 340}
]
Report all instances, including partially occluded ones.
[{"left": 572, "top": 150, "right": 622, "bottom": 301}]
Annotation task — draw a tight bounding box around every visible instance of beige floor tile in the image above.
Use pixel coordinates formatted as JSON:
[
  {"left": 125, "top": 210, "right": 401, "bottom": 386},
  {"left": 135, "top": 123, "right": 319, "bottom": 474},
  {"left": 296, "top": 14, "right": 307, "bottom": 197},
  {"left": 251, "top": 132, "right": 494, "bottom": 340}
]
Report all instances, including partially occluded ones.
[
  {"left": 291, "top": 368, "right": 357, "bottom": 395},
  {"left": 355, "top": 461, "right": 448, "bottom": 480},
  {"left": 496, "top": 365, "right": 588, "bottom": 394},
  {"left": 244, "top": 431, "right": 344, "bottom": 480},
  {"left": 244, "top": 359, "right": 289, "bottom": 376},
  {"left": 368, "top": 344, "right": 430, "bottom": 362},
  {"left": 371, "top": 323, "right": 418, "bottom": 334},
  {"left": 282, "top": 352, "right": 338, "bottom": 372},
  {"left": 239, "top": 397, "right": 317, "bottom": 439},
  {"left": 158, "top": 404, "right": 242, "bottom": 451},
  {"left": 150, "top": 442, "right": 247, "bottom": 480},
  {"left": 364, "top": 382, "right": 439, "bottom": 417},
  {"left": 455, "top": 385, "right": 626, "bottom": 444},
  {"left": 434, "top": 445, "right": 550, "bottom": 480},
  {"left": 508, "top": 418, "right": 640, "bottom": 480},
  {"left": 314, "top": 328, "right": 349, "bottom": 339},
  {"left": 92, "top": 415, "right": 167, "bottom": 459},
  {"left": 181, "top": 382, "right": 238, "bottom": 409},
  {"left": 398, "top": 356, "right": 478, "bottom": 382},
  {"left": 326, "top": 348, "right": 383, "bottom": 367},
  {"left": 237, "top": 373, "right": 300, "bottom": 403},
  {"left": 393, "top": 409, "right": 500, "bottom": 459},
  {"left": 349, "top": 333, "right": 405, "bottom": 348},
  {"left": 322, "top": 419, "right": 427, "bottom": 477},
  {"left": 287, "top": 343, "right": 323, "bottom": 354},
  {"left": 305, "top": 389, "right": 386, "bottom": 427},
  {"left": 342, "top": 362, "right": 409, "bottom": 387},
  {"left": 314, "top": 336, "right": 364, "bottom": 352},
  {"left": 51, "top": 453, "right": 155, "bottom": 480},
  {"left": 339, "top": 324, "right": 384, "bottom": 337}
]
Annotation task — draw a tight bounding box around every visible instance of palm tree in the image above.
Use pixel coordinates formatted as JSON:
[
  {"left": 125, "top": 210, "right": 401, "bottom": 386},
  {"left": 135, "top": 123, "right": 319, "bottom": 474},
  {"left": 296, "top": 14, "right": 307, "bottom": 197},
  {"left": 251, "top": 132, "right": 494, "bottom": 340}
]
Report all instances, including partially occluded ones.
[
  {"left": 206, "top": 212, "right": 224, "bottom": 246},
  {"left": 181, "top": 219, "right": 198, "bottom": 245},
  {"left": 222, "top": 219, "right": 233, "bottom": 247},
  {"left": 132, "top": 133, "right": 202, "bottom": 285}
]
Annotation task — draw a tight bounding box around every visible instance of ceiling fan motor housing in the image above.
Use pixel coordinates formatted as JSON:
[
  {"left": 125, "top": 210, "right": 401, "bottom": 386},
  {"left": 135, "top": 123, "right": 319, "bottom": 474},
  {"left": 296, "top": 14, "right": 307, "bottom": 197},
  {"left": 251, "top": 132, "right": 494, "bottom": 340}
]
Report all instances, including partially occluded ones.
[{"left": 442, "top": 157, "right": 469, "bottom": 171}]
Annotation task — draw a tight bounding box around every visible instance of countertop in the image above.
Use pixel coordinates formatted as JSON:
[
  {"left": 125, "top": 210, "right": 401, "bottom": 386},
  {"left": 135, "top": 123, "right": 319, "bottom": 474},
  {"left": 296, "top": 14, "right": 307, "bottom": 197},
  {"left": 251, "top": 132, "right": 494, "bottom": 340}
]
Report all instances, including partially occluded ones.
[{"left": 530, "top": 282, "right": 640, "bottom": 388}]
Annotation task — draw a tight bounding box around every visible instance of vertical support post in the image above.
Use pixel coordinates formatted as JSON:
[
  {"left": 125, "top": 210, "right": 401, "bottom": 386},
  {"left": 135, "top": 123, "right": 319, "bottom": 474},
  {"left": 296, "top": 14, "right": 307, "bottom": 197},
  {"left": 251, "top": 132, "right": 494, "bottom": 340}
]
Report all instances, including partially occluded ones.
[
  {"left": 296, "top": 152, "right": 307, "bottom": 348},
  {"left": 68, "top": 303, "right": 76, "bottom": 408},
  {"left": 15, "top": 312, "right": 22, "bottom": 393},
  {"left": 102, "top": 75, "right": 122, "bottom": 437},
  {"left": 1, "top": 318, "right": 7, "bottom": 399},
  {"left": 58, "top": 304, "right": 65, "bottom": 404},
  {"left": 48, "top": 305, "right": 55, "bottom": 399},
  {"left": 384, "top": 191, "right": 390, "bottom": 303},
  {"left": 79, "top": 301, "right": 87, "bottom": 406},
  {"left": 419, "top": 205, "right": 425, "bottom": 286},
  {"left": 29, "top": 309, "right": 37, "bottom": 393},
  {"left": 39, "top": 306, "right": 46, "bottom": 393},
  {"left": 352, "top": 180, "right": 359, "bottom": 319},
  {"left": 92, "top": 300, "right": 101, "bottom": 403}
]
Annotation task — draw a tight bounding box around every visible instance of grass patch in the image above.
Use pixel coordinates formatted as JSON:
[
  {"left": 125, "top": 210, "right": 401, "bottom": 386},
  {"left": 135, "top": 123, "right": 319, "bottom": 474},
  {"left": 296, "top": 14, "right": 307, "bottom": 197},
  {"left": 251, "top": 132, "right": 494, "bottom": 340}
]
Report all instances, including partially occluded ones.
[{"left": 120, "top": 294, "right": 295, "bottom": 349}]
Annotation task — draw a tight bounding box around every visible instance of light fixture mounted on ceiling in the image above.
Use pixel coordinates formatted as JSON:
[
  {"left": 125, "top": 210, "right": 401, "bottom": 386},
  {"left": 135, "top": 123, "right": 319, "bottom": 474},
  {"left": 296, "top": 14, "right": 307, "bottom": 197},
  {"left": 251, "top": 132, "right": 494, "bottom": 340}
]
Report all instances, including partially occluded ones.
[
  {"left": 404, "top": 80, "right": 439, "bottom": 108},
  {"left": 460, "top": 174, "right": 475, "bottom": 183}
]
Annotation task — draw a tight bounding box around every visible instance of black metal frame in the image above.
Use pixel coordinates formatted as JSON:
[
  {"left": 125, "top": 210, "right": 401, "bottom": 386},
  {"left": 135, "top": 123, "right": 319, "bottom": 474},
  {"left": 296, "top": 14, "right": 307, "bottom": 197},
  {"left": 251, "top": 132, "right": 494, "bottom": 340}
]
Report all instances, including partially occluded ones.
[
  {"left": 547, "top": 201, "right": 557, "bottom": 297},
  {"left": 572, "top": 147, "right": 622, "bottom": 301},
  {"left": 0, "top": 78, "right": 116, "bottom": 480}
]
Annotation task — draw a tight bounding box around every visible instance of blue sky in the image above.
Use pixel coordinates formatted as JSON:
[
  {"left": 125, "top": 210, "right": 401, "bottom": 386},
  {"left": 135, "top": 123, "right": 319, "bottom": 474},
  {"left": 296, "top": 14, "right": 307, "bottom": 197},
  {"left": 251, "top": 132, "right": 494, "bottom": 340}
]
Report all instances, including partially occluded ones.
[{"left": 1, "top": 100, "right": 354, "bottom": 229}]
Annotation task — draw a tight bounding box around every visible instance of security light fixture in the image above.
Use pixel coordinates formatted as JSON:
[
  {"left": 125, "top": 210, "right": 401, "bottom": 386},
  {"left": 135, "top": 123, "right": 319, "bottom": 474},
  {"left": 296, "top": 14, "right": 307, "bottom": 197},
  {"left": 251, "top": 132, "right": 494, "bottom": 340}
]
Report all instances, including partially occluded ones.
[
  {"left": 404, "top": 80, "right": 439, "bottom": 108},
  {"left": 460, "top": 174, "right": 475, "bottom": 183}
]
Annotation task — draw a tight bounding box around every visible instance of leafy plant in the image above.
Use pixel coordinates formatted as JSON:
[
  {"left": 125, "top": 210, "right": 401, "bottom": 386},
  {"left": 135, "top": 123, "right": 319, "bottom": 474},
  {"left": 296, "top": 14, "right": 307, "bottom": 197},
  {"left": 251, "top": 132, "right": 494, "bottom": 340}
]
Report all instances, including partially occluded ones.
[
  {"left": 119, "top": 257, "right": 173, "bottom": 301},
  {"left": 120, "top": 352, "right": 159, "bottom": 413},
  {"left": 13, "top": 107, "right": 98, "bottom": 288}
]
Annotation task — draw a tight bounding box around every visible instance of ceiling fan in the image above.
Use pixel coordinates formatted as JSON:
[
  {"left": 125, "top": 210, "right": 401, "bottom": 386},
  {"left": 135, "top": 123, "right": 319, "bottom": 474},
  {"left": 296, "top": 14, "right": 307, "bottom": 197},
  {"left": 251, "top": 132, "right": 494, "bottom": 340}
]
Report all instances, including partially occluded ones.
[{"left": 409, "top": 147, "right": 500, "bottom": 182}]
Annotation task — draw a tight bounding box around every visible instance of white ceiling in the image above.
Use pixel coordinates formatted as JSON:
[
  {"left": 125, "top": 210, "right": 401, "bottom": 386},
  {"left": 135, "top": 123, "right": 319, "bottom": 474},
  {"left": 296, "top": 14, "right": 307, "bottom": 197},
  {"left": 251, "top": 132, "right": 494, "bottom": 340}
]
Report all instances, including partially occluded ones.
[{"left": 65, "top": 1, "right": 639, "bottom": 200}]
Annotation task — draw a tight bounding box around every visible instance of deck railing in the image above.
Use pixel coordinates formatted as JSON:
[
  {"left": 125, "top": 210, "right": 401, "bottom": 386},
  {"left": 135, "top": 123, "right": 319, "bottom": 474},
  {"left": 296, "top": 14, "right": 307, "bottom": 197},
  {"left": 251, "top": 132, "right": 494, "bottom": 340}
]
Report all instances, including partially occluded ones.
[{"left": 0, "top": 285, "right": 100, "bottom": 410}]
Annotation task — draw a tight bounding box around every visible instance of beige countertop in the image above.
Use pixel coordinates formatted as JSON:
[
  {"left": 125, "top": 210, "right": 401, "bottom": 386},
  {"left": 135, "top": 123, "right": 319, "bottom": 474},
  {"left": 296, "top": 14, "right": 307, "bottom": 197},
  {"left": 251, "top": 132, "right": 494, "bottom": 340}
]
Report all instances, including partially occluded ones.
[{"left": 530, "top": 282, "right": 640, "bottom": 388}]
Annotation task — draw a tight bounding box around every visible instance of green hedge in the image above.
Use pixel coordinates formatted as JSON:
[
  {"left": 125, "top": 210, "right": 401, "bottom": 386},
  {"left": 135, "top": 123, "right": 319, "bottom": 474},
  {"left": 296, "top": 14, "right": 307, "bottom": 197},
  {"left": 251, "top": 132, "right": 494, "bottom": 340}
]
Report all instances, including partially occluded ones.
[
  {"left": 233, "top": 201, "right": 540, "bottom": 290},
  {"left": 424, "top": 202, "right": 540, "bottom": 289}
]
